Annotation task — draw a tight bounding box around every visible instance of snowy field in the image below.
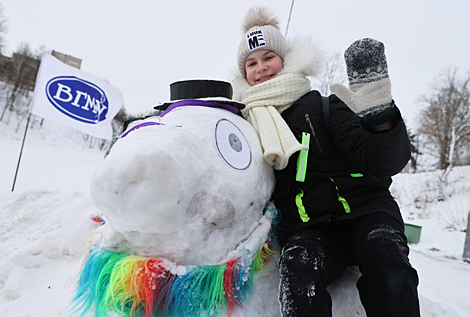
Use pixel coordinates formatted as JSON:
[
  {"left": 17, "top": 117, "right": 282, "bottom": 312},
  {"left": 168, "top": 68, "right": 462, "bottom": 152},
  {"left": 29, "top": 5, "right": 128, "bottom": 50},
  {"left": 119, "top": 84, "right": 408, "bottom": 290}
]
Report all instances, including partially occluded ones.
[{"left": 1, "top": 116, "right": 470, "bottom": 316}]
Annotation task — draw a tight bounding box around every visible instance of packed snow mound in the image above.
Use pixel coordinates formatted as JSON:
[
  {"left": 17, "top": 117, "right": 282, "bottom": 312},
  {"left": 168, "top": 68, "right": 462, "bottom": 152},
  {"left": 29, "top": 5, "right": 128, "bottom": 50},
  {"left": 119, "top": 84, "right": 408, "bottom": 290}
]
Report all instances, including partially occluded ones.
[
  {"left": 391, "top": 166, "right": 470, "bottom": 260},
  {"left": 0, "top": 191, "right": 101, "bottom": 316}
]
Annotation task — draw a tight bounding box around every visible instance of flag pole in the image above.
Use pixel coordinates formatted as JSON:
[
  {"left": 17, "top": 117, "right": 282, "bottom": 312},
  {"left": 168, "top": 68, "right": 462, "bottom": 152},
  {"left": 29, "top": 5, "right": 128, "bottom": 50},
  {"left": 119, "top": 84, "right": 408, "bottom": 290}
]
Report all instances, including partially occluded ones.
[{"left": 11, "top": 112, "right": 32, "bottom": 192}]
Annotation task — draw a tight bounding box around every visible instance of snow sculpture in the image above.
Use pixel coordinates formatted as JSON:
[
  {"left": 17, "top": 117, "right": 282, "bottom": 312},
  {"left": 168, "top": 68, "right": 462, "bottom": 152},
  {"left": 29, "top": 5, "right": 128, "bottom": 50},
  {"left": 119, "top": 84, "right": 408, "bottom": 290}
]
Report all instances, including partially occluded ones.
[{"left": 72, "top": 80, "right": 280, "bottom": 317}]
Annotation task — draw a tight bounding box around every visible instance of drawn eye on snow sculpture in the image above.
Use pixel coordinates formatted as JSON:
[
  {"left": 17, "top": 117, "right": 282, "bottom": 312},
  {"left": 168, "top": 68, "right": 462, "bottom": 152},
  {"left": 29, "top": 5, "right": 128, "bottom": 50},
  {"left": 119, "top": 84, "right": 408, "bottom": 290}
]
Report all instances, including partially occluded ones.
[{"left": 215, "top": 119, "right": 251, "bottom": 170}]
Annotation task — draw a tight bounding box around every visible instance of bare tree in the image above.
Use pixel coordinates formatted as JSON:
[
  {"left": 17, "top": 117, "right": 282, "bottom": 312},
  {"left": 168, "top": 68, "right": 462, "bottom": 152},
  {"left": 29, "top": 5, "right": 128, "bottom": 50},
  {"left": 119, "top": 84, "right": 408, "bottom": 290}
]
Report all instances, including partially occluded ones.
[
  {"left": 0, "top": 3, "right": 7, "bottom": 55},
  {"left": 33, "top": 45, "right": 48, "bottom": 60},
  {"left": 418, "top": 68, "right": 470, "bottom": 169},
  {"left": 418, "top": 67, "right": 470, "bottom": 199},
  {"left": 404, "top": 124, "right": 421, "bottom": 173},
  {"left": 310, "top": 51, "right": 347, "bottom": 96}
]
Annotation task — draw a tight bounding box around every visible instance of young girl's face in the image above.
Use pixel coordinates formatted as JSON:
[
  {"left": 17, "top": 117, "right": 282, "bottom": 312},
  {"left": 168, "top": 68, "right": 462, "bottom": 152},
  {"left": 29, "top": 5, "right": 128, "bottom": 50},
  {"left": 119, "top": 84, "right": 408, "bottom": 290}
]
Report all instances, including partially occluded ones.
[{"left": 244, "top": 50, "right": 283, "bottom": 86}]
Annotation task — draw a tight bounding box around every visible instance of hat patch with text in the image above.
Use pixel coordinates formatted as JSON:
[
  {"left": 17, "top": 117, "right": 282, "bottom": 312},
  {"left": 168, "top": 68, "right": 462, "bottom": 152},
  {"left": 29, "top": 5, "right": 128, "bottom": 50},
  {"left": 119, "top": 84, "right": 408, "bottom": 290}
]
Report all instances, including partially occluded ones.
[{"left": 246, "top": 29, "right": 266, "bottom": 51}]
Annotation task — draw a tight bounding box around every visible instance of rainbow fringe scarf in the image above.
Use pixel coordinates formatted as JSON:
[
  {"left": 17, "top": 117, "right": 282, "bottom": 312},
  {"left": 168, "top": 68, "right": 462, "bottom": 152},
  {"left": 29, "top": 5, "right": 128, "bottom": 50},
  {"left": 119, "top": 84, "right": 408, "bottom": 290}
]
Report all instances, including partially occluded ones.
[{"left": 72, "top": 202, "right": 279, "bottom": 317}]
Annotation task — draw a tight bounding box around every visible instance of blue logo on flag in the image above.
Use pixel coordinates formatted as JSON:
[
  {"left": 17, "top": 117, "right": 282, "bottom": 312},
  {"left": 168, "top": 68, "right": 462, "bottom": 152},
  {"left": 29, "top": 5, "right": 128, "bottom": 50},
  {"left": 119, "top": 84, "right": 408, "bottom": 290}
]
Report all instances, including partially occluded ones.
[{"left": 46, "top": 76, "right": 109, "bottom": 124}]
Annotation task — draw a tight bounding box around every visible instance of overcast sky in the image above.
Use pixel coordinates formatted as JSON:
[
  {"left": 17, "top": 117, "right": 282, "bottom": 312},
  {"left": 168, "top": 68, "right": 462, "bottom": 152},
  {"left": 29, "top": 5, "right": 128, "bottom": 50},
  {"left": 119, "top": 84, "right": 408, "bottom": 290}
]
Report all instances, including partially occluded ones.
[{"left": 2, "top": 0, "right": 469, "bottom": 129}]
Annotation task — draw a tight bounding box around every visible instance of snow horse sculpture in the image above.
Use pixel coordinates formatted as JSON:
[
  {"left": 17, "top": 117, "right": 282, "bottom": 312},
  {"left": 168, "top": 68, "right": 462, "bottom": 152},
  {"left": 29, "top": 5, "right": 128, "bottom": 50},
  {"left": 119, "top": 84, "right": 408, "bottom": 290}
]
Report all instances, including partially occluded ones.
[{"left": 72, "top": 80, "right": 281, "bottom": 317}]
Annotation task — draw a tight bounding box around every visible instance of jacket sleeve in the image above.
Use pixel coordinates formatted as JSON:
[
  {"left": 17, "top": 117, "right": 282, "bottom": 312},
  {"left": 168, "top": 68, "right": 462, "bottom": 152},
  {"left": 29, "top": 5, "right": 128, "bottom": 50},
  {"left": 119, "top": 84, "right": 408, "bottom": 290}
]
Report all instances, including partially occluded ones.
[{"left": 328, "top": 95, "right": 411, "bottom": 177}]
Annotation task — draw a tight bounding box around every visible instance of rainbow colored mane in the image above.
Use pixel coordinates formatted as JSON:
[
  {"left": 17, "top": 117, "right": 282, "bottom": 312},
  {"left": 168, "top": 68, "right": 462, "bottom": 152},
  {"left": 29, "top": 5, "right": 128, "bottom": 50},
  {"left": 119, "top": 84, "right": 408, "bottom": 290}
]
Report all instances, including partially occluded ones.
[{"left": 72, "top": 203, "right": 278, "bottom": 317}]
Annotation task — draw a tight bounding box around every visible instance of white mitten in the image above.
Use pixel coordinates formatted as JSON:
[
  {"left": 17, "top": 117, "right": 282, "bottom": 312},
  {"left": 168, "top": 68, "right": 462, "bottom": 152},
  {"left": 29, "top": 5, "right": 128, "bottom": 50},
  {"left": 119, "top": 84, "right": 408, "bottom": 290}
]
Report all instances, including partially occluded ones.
[{"left": 330, "top": 38, "right": 396, "bottom": 127}]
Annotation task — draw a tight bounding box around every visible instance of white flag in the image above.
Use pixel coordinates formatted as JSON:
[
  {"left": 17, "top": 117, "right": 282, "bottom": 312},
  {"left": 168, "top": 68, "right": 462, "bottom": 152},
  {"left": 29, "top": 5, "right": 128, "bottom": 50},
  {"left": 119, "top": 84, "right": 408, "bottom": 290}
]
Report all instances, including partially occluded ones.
[{"left": 30, "top": 54, "right": 123, "bottom": 139}]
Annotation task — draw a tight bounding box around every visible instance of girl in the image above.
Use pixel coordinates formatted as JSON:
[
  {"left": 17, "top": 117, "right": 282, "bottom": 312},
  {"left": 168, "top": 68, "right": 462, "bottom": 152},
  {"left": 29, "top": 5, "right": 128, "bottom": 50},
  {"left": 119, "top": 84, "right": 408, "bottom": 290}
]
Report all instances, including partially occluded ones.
[{"left": 232, "top": 7, "right": 420, "bottom": 317}]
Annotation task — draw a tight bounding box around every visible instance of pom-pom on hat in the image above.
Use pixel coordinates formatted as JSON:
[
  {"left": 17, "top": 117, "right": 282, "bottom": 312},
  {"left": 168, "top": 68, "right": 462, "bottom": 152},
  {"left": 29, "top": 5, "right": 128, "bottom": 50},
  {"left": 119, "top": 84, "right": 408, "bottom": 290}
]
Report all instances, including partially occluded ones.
[{"left": 237, "top": 7, "right": 289, "bottom": 78}]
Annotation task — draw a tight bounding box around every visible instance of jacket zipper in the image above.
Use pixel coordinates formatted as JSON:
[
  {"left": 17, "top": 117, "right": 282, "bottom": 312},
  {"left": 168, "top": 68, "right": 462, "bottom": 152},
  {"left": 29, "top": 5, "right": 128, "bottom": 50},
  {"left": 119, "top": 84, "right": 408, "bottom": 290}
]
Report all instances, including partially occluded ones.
[{"left": 305, "top": 114, "right": 322, "bottom": 152}]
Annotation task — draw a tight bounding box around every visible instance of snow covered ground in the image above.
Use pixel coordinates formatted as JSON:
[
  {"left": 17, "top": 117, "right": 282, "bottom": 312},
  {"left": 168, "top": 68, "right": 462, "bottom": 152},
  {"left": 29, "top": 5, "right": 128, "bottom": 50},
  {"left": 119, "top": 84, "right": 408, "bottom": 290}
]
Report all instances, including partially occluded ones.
[{"left": 1, "top": 116, "right": 470, "bottom": 316}]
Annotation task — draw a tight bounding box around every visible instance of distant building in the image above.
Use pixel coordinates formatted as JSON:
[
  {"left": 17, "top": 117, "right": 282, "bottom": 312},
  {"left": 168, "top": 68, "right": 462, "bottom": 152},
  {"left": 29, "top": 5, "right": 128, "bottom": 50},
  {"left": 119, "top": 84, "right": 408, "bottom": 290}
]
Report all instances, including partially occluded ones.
[
  {"left": 0, "top": 53, "right": 40, "bottom": 91},
  {"left": 0, "top": 50, "right": 82, "bottom": 91},
  {"left": 51, "top": 50, "right": 82, "bottom": 69}
]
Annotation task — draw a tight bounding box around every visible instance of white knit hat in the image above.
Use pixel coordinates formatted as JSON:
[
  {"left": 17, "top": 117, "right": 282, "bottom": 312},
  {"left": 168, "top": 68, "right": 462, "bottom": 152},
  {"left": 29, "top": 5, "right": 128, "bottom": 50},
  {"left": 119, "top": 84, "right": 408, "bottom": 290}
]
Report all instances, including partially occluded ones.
[{"left": 237, "top": 7, "right": 289, "bottom": 78}]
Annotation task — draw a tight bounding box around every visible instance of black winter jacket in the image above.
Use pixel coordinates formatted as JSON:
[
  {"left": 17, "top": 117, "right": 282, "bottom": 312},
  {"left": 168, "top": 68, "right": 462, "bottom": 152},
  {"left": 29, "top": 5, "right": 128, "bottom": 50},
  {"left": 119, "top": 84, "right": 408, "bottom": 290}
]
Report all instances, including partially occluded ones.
[{"left": 271, "top": 90, "right": 411, "bottom": 241}]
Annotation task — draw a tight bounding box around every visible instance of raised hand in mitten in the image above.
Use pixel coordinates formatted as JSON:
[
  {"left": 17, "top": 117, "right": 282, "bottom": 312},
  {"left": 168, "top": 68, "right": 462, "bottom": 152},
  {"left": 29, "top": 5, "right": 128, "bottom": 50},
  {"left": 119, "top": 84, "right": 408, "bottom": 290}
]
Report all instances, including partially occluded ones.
[{"left": 330, "top": 38, "right": 396, "bottom": 127}]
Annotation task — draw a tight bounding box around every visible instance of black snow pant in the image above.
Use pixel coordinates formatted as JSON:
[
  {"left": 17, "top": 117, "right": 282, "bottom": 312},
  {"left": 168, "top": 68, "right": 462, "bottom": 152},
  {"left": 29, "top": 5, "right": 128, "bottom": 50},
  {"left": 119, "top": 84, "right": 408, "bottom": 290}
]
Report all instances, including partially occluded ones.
[{"left": 278, "top": 212, "right": 420, "bottom": 317}]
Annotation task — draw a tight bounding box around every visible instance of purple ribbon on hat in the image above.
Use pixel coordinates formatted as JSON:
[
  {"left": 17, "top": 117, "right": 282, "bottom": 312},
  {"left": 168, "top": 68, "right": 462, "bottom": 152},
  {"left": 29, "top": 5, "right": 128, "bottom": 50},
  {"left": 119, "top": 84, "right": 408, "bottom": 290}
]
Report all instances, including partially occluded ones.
[
  {"left": 157, "top": 100, "right": 239, "bottom": 117},
  {"left": 121, "top": 121, "right": 163, "bottom": 138}
]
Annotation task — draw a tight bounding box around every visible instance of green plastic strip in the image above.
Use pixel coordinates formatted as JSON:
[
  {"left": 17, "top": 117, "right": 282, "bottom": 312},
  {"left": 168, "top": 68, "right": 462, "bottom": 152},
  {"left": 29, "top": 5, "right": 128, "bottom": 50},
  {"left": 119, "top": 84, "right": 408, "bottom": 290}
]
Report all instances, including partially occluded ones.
[
  {"left": 295, "top": 189, "right": 310, "bottom": 222},
  {"left": 350, "top": 173, "right": 363, "bottom": 178},
  {"left": 329, "top": 177, "right": 351, "bottom": 213},
  {"left": 296, "top": 132, "right": 310, "bottom": 182}
]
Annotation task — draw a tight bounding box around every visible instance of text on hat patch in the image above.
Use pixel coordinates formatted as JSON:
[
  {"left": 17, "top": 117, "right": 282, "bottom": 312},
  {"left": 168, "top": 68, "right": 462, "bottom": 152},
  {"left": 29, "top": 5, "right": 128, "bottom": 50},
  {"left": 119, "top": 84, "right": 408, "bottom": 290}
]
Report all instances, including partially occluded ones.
[{"left": 246, "top": 29, "right": 266, "bottom": 51}]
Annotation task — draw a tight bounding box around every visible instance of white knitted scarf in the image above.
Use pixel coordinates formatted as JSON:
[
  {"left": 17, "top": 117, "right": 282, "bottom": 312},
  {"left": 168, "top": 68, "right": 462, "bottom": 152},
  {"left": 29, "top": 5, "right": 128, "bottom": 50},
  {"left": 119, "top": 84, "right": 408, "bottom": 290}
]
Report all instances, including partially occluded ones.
[{"left": 240, "top": 72, "right": 312, "bottom": 170}]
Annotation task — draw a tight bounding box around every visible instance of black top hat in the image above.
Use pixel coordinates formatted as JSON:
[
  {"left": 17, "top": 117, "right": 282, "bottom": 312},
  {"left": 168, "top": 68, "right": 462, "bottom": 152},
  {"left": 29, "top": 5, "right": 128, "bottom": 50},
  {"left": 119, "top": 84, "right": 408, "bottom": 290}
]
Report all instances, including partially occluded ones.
[{"left": 154, "top": 80, "right": 245, "bottom": 111}]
